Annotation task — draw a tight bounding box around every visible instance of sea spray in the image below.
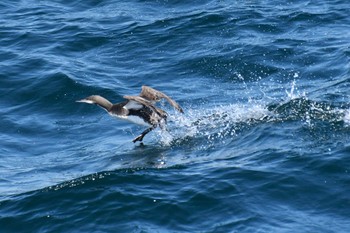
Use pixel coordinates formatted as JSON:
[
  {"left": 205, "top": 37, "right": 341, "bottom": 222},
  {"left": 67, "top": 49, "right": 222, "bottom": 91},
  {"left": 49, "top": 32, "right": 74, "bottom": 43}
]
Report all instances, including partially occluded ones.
[
  {"left": 157, "top": 102, "right": 270, "bottom": 146},
  {"left": 157, "top": 80, "right": 348, "bottom": 146}
]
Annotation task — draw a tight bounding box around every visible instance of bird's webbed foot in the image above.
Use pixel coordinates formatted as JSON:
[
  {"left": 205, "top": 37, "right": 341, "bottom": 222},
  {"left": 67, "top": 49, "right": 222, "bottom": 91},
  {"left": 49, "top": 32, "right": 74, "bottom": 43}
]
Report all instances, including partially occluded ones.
[{"left": 132, "top": 127, "right": 155, "bottom": 143}]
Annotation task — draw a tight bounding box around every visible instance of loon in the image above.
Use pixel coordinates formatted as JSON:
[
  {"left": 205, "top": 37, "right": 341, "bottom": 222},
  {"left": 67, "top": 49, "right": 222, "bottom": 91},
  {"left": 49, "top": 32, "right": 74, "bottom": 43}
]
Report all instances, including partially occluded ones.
[{"left": 77, "top": 85, "right": 183, "bottom": 143}]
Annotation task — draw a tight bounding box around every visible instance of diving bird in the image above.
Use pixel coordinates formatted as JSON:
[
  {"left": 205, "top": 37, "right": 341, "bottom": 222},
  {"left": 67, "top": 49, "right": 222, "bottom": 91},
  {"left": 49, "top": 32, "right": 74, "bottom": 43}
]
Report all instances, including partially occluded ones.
[{"left": 77, "top": 85, "right": 184, "bottom": 143}]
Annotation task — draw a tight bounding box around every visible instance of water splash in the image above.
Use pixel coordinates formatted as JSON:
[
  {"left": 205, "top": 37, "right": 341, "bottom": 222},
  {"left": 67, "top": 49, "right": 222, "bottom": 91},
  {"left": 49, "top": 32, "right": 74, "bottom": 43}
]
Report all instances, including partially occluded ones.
[
  {"left": 157, "top": 102, "right": 270, "bottom": 146},
  {"left": 154, "top": 80, "right": 348, "bottom": 147},
  {"left": 343, "top": 109, "right": 350, "bottom": 126},
  {"left": 285, "top": 79, "right": 306, "bottom": 100}
]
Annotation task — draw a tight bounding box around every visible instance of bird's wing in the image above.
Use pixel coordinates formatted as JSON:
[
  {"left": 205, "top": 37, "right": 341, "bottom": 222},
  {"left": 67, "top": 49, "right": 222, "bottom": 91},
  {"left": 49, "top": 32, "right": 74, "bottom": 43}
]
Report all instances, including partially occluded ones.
[
  {"left": 139, "top": 85, "right": 184, "bottom": 113},
  {"left": 123, "top": 95, "right": 167, "bottom": 117},
  {"left": 123, "top": 99, "right": 143, "bottom": 110},
  {"left": 123, "top": 95, "right": 154, "bottom": 109}
]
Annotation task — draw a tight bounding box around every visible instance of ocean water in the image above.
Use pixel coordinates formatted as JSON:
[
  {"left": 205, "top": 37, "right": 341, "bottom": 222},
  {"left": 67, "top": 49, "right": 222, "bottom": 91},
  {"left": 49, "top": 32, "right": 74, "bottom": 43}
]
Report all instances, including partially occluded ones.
[{"left": 1, "top": 0, "right": 350, "bottom": 232}]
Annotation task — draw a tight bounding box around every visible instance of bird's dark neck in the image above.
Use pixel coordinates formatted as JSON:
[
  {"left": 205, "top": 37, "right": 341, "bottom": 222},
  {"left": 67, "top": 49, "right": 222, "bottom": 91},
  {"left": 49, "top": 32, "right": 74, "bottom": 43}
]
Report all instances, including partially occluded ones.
[{"left": 90, "top": 96, "right": 113, "bottom": 111}]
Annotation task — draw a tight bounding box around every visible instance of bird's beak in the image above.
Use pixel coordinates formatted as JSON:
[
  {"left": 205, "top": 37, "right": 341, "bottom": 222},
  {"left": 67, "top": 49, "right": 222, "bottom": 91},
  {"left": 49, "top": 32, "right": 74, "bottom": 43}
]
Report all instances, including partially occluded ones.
[{"left": 76, "top": 99, "right": 94, "bottom": 104}]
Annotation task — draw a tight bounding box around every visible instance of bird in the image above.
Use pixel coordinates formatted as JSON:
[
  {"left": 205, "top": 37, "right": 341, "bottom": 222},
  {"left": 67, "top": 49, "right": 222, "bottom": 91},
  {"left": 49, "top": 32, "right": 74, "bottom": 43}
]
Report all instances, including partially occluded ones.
[{"left": 77, "top": 85, "right": 184, "bottom": 143}]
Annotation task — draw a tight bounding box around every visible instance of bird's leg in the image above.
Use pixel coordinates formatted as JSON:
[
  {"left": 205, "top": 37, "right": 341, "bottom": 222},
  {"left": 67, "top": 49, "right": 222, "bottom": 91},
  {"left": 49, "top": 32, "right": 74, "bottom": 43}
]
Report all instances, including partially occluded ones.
[{"left": 132, "top": 127, "right": 155, "bottom": 143}]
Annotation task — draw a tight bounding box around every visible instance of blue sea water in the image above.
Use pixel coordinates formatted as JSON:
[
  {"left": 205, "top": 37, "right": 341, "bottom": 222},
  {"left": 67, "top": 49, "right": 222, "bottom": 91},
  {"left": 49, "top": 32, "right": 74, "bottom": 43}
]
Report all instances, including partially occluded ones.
[{"left": 1, "top": 0, "right": 350, "bottom": 232}]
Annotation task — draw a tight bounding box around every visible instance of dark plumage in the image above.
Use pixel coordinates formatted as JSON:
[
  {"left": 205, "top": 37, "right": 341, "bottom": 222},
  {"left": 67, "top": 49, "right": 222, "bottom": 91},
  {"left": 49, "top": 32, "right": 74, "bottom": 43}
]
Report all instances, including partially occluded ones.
[{"left": 77, "top": 85, "right": 183, "bottom": 143}]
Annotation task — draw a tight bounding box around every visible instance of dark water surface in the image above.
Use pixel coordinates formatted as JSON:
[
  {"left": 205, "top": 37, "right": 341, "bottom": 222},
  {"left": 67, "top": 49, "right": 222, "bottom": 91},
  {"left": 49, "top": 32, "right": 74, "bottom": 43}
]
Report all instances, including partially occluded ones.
[{"left": 1, "top": 0, "right": 350, "bottom": 232}]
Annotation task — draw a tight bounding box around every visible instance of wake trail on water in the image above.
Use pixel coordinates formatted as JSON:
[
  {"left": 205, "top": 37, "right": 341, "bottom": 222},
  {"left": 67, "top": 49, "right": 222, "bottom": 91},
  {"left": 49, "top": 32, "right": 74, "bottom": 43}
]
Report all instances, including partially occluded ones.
[{"left": 156, "top": 81, "right": 350, "bottom": 146}]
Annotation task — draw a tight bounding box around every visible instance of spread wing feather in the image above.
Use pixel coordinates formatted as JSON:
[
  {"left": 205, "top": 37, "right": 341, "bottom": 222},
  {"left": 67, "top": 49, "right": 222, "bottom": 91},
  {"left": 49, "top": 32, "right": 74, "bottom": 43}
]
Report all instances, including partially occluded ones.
[
  {"left": 139, "top": 86, "right": 184, "bottom": 113},
  {"left": 123, "top": 100, "right": 143, "bottom": 110},
  {"left": 123, "top": 95, "right": 167, "bottom": 118}
]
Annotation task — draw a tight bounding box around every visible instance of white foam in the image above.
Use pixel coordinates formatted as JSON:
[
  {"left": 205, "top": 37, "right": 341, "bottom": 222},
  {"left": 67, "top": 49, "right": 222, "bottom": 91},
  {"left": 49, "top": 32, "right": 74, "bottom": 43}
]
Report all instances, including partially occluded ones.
[
  {"left": 154, "top": 80, "right": 348, "bottom": 145},
  {"left": 158, "top": 130, "right": 174, "bottom": 146},
  {"left": 343, "top": 109, "right": 350, "bottom": 126},
  {"left": 156, "top": 102, "right": 270, "bottom": 145}
]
